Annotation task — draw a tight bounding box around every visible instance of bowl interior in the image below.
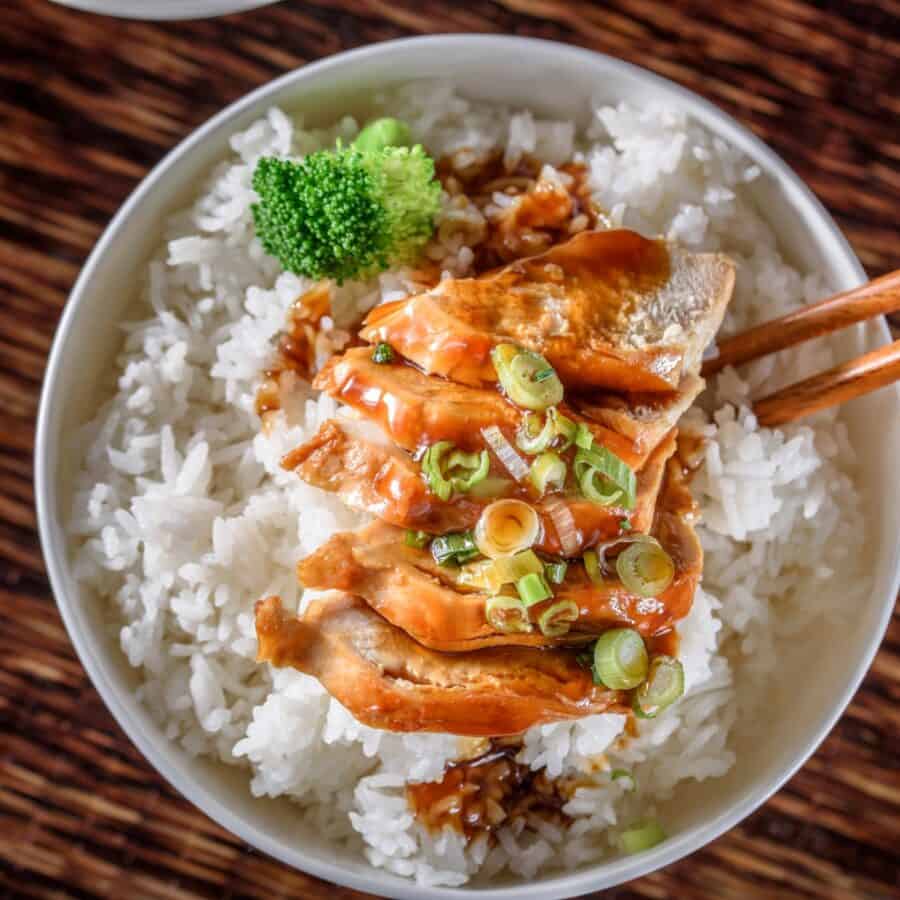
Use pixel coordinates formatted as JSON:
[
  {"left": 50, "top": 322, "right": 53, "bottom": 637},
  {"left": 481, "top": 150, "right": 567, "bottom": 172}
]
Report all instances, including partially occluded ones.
[{"left": 37, "top": 37, "right": 900, "bottom": 900}]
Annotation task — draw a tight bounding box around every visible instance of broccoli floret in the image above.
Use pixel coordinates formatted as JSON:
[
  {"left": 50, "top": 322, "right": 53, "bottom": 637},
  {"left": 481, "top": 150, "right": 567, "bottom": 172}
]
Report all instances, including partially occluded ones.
[
  {"left": 353, "top": 117, "right": 412, "bottom": 154},
  {"left": 251, "top": 121, "right": 441, "bottom": 283}
]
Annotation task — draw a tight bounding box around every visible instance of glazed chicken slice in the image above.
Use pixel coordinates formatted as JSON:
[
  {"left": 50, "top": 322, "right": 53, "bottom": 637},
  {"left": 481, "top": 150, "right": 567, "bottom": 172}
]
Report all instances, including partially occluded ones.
[
  {"left": 255, "top": 592, "right": 626, "bottom": 735},
  {"left": 297, "top": 490, "right": 701, "bottom": 653},
  {"left": 314, "top": 346, "right": 679, "bottom": 468},
  {"left": 283, "top": 420, "right": 676, "bottom": 553},
  {"left": 571, "top": 374, "right": 703, "bottom": 456},
  {"left": 360, "top": 229, "right": 735, "bottom": 393}
]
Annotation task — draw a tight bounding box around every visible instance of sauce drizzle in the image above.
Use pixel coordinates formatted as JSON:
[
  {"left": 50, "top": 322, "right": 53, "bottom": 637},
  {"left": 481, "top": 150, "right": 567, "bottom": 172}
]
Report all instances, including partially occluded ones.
[{"left": 407, "top": 742, "right": 571, "bottom": 839}]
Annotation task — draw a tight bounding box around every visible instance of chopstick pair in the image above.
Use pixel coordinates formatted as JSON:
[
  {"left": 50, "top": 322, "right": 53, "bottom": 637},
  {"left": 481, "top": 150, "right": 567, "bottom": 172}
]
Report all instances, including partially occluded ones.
[{"left": 701, "top": 270, "right": 900, "bottom": 426}]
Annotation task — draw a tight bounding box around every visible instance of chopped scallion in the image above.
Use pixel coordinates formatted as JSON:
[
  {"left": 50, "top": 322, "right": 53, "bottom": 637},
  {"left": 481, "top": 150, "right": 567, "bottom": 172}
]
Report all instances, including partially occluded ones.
[
  {"left": 592, "top": 534, "right": 656, "bottom": 577},
  {"left": 422, "top": 441, "right": 489, "bottom": 500},
  {"left": 530, "top": 451, "right": 567, "bottom": 495},
  {"left": 372, "top": 342, "right": 394, "bottom": 364},
  {"left": 422, "top": 441, "right": 454, "bottom": 501},
  {"left": 481, "top": 425, "right": 530, "bottom": 482},
  {"left": 575, "top": 422, "right": 594, "bottom": 450},
  {"left": 516, "top": 571, "right": 552, "bottom": 608},
  {"left": 493, "top": 550, "right": 544, "bottom": 584},
  {"left": 537, "top": 599, "right": 579, "bottom": 637},
  {"left": 583, "top": 549, "right": 603, "bottom": 586},
  {"left": 475, "top": 499, "right": 541, "bottom": 559},
  {"left": 445, "top": 448, "right": 491, "bottom": 492},
  {"left": 544, "top": 560, "right": 568, "bottom": 585},
  {"left": 552, "top": 410, "right": 577, "bottom": 451},
  {"left": 616, "top": 540, "right": 675, "bottom": 597},
  {"left": 430, "top": 531, "right": 479, "bottom": 566},
  {"left": 592, "top": 628, "right": 649, "bottom": 690},
  {"left": 491, "top": 344, "right": 564, "bottom": 411},
  {"left": 485, "top": 595, "right": 532, "bottom": 634},
  {"left": 610, "top": 769, "right": 637, "bottom": 792},
  {"left": 516, "top": 410, "right": 556, "bottom": 454},
  {"left": 620, "top": 820, "right": 666, "bottom": 854},
  {"left": 632, "top": 656, "right": 684, "bottom": 718},
  {"left": 404, "top": 529, "right": 430, "bottom": 549},
  {"left": 574, "top": 445, "right": 636, "bottom": 509},
  {"left": 457, "top": 550, "right": 544, "bottom": 593},
  {"left": 455, "top": 559, "right": 497, "bottom": 591}
]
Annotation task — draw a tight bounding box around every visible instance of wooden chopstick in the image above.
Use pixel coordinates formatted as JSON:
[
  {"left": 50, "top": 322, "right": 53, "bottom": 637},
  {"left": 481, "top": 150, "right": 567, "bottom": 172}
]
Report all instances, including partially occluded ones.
[
  {"left": 697, "top": 267, "right": 900, "bottom": 426},
  {"left": 752, "top": 339, "right": 900, "bottom": 427},
  {"left": 702, "top": 269, "right": 900, "bottom": 377}
]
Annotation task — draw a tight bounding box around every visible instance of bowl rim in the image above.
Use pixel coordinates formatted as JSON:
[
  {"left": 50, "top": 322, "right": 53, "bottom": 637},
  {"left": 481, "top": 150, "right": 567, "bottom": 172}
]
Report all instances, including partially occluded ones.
[
  {"left": 35, "top": 34, "right": 899, "bottom": 899},
  {"left": 48, "top": 0, "right": 280, "bottom": 21}
]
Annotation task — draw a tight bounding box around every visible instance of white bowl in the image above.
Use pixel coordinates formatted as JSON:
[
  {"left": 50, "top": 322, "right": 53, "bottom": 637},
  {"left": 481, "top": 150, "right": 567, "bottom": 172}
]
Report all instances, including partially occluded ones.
[
  {"left": 36, "top": 36, "right": 900, "bottom": 899},
  {"left": 49, "top": 0, "right": 279, "bottom": 20}
]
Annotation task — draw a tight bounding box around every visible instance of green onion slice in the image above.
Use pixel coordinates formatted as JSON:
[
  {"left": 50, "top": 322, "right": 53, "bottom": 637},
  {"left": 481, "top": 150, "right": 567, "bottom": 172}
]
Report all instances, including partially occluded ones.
[
  {"left": 538, "top": 599, "right": 579, "bottom": 637},
  {"left": 475, "top": 499, "right": 541, "bottom": 559},
  {"left": 583, "top": 549, "right": 604, "bottom": 586},
  {"left": 493, "top": 550, "right": 544, "bottom": 585},
  {"left": 422, "top": 441, "right": 489, "bottom": 500},
  {"left": 516, "top": 407, "right": 578, "bottom": 454},
  {"left": 446, "top": 448, "right": 490, "bottom": 491},
  {"left": 404, "top": 529, "right": 430, "bottom": 549},
  {"left": 430, "top": 531, "right": 479, "bottom": 566},
  {"left": 371, "top": 342, "right": 394, "bottom": 364},
  {"left": 457, "top": 550, "right": 543, "bottom": 593},
  {"left": 615, "top": 539, "right": 675, "bottom": 598},
  {"left": 574, "top": 445, "right": 636, "bottom": 509},
  {"left": 610, "top": 769, "right": 637, "bottom": 792},
  {"left": 516, "top": 571, "right": 553, "bottom": 608},
  {"left": 544, "top": 560, "right": 568, "bottom": 585},
  {"left": 575, "top": 422, "right": 594, "bottom": 450},
  {"left": 620, "top": 820, "right": 666, "bottom": 854},
  {"left": 592, "top": 628, "right": 649, "bottom": 690},
  {"left": 593, "top": 534, "right": 656, "bottom": 575},
  {"left": 633, "top": 656, "right": 684, "bottom": 718},
  {"left": 485, "top": 595, "right": 532, "bottom": 634},
  {"left": 466, "top": 474, "right": 515, "bottom": 500},
  {"left": 455, "top": 559, "right": 495, "bottom": 591},
  {"left": 530, "top": 451, "right": 567, "bottom": 495},
  {"left": 516, "top": 410, "right": 556, "bottom": 453},
  {"left": 491, "top": 344, "right": 564, "bottom": 411},
  {"left": 422, "top": 441, "right": 454, "bottom": 501},
  {"left": 553, "top": 410, "right": 577, "bottom": 451}
]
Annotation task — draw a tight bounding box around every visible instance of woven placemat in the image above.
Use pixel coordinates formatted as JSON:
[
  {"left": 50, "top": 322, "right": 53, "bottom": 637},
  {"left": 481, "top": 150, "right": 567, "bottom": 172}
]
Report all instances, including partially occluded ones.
[{"left": 1, "top": 1, "right": 898, "bottom": 897}]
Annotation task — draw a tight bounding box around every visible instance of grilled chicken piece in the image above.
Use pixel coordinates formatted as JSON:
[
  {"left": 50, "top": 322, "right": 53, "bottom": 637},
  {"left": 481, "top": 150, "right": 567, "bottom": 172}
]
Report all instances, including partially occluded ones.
[
  {"left": 282, "top": 418, "right": 486, "bottom": 534},
  {"left": 315, "top": 346, "right": 672, "bottom": 468},
  {"left": 283, "top": 420, "right": 676, "bottom": 554},
  {"left": 361, "top": 230, "right": 735, "bottom": 392},
  {"left": 297, "top": 495, "right": 701, "bottom": 653},
  {"left": 255, "top": 592, "right": 625, "bottom": 735},
  {"left": 572, "top": 374, "right": 703, "bottom": 454}
]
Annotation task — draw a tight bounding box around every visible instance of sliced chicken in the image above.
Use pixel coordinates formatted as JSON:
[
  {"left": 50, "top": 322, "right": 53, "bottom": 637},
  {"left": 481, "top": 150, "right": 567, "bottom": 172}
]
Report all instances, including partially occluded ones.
[
  {"left": 361, "top": 229, "right": 735, "bottom": 392},
  {"left": 571, "top": 374, "right": 703, "bottom": 451},
  {"left": 282, "top": 419, "right": 490, "bottom": 534},
  {"left": 283, "top": 421, "right": 676, "bottom": 553},
  {"left": 297, "top": 502, "right": 700, "bottom": 652},
  {"left": 314, "top": 346, "right": 654, "bottom": 467},
  {"left": 255, "top": 592, "right": 625, "bottom": 735}
]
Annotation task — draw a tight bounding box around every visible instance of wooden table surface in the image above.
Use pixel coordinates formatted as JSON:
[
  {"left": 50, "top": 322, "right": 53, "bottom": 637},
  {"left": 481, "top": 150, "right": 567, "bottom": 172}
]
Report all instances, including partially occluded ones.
[{"left": 1, "top": 1, "right": 898, "bottom": 897}]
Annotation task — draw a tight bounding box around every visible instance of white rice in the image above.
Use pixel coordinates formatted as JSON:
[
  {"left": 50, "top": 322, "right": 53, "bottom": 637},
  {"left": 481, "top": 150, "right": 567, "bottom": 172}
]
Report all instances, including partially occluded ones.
[{"left": 68, "top": 83, "right": 869, "bottom": 886}]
